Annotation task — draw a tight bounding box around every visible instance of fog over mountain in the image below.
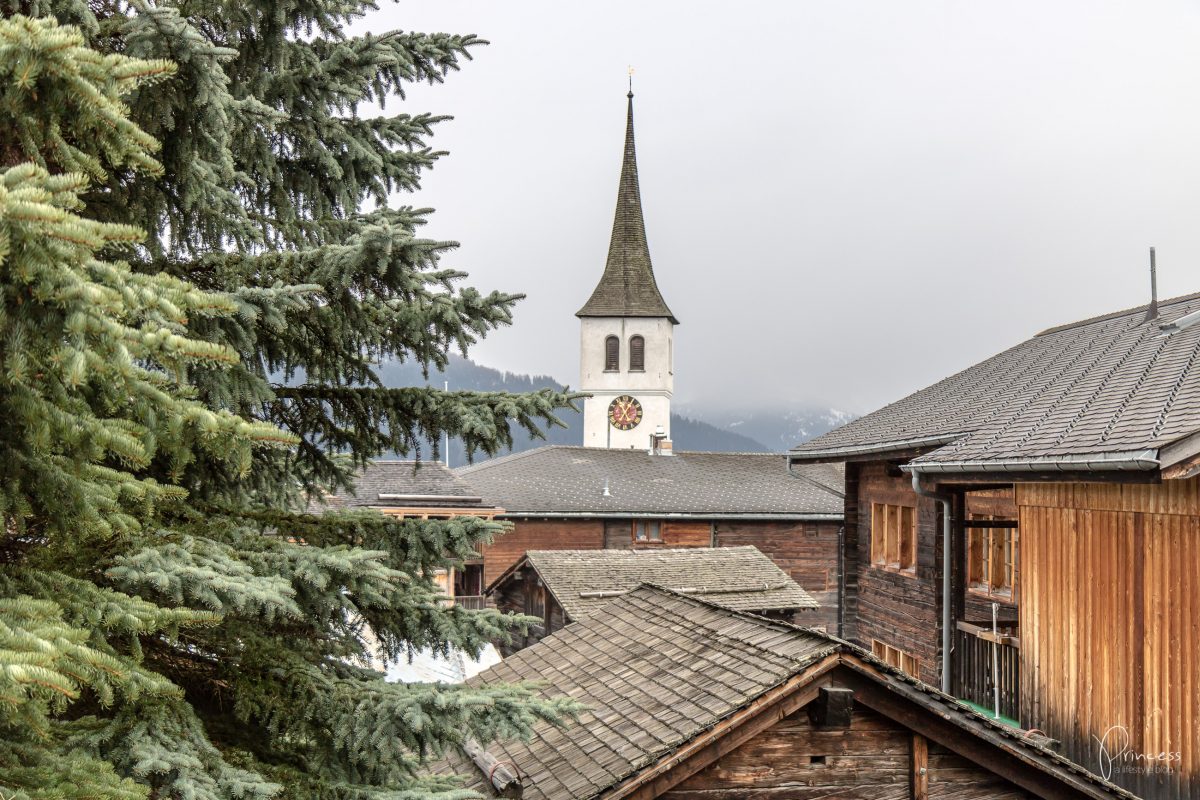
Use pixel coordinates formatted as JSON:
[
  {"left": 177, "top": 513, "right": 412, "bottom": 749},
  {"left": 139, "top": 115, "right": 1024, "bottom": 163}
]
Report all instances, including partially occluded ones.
[{"left": 376, "top": 356, "right": 855, "bottom": 465}]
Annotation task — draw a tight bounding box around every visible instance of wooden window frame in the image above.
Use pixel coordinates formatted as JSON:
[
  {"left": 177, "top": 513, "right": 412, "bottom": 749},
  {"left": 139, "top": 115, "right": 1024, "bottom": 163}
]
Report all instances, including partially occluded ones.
[
  {"left": 633, "top": 520, "right": 662, "bottom": 543},
  {"left": 629, "top": 335, "right": 645, "bottom": 372},
  {"left": 870, "top": 502, "right": 916, "bottom": 574},
  {"left": 967, "top": 516, "right": 1018, "bottom": 601},
  {"left": 872, "top": 639, "right": 920, "bottom": 678}
]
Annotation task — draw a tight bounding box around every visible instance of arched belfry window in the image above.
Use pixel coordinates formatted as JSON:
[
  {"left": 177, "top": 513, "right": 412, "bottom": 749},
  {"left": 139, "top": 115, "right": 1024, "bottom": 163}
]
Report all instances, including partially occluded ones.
[
  {"left": 629, "top": 335, "right": 645, "bottom": 371},
  {"left": 605, "top": 336, "right": 620, "bottom": 371}
]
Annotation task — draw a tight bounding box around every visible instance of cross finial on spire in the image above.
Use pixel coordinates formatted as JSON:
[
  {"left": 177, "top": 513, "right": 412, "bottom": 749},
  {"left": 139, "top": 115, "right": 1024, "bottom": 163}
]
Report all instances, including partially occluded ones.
[{"left": 627, "top": 65, "right": 634, "bottom": 98}]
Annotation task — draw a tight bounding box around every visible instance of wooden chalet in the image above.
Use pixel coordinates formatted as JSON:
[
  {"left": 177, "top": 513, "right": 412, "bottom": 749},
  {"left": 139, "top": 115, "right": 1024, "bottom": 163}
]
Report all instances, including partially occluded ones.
[
  {"left": 312, "top": 460, "right": 502, "bottom": 605},
  {"left": 456, "top": 445, "right": 845, "bottom": 629},
  {"left": 788, "top": 291, "right": 1200, "bottom": 799},
  {"left": 434, "top": 585, "right": 1135, "bottom": 800},
  {"left": 487, "top": 546, "right": 818, "bottom": 652}
]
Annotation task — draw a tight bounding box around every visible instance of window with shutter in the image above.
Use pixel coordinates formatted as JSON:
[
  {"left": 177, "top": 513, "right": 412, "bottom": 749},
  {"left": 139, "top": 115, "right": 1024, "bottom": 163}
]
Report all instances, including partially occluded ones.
[
  {"left": 604, "top": 336, "right": 619, "bottom": 371},
  {"left": 629, "top": 335, "right": 645, "bottom": 371},
  {"left": 871, "top": 502, "right": 916, "bottom": 574}
]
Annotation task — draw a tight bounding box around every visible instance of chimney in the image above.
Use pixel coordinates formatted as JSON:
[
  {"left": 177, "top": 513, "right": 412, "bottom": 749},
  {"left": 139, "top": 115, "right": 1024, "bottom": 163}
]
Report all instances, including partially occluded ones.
[
  {"left": 649, "top": 426, "right": 672, "bottom": 455},
  {"left": 1144, "top": 246, "right": 1159, "bottom": 323}
]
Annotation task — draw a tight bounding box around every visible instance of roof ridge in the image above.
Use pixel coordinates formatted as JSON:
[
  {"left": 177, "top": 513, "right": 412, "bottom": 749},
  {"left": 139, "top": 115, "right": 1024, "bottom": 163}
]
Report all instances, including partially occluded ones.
[{"left": 1036, "top": 289, "right": 1200, "bottom": 337}]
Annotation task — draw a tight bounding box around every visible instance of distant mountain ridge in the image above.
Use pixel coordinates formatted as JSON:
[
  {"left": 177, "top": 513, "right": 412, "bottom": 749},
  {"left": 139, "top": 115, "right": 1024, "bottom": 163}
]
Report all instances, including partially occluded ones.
[{"left": 375, "top": 356, "right": 854, "bottom": 464}]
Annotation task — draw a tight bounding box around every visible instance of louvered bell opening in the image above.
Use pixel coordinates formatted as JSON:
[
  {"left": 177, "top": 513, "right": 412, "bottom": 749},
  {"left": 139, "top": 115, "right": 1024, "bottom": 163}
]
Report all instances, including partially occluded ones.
[
  {"left": 605, "top": 336, "right": 620, "bottom": 371},
  {"left": 629, "top": 335, "right": 645, "bottom": 371}
]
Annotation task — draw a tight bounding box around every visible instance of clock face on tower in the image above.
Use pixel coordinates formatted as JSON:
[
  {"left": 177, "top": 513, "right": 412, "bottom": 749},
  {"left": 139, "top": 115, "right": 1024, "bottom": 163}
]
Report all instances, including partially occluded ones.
[{"left": 608, "top": 395, "right": 643, "bottom": 431}]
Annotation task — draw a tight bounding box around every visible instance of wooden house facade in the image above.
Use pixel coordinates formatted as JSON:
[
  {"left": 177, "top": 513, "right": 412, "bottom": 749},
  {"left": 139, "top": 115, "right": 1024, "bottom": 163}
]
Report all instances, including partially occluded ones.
[
  {"left": 455, "top": 446, "right": 845, "bottom": 630},
  {"left": 789, "top": 292, "right": 1200, "bottom": 799},
  {"left": 434, "top": 585, "right": 1135, "bottom": 800}
]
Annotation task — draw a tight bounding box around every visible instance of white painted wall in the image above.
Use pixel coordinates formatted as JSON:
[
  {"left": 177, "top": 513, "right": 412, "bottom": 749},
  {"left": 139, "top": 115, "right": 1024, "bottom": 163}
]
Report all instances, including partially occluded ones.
[{"left": 579, "top": 316, "right": 674, "bottom": 449}]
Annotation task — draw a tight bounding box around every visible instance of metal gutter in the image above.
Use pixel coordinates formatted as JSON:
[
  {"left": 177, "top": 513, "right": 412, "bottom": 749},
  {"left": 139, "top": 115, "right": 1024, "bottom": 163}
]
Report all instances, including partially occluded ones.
[
  {"left": 900, "top": 449, "right": 1160, "bottom": 474},
  {"left": 787, "top": 433, "right": 967, "bottom": 462},
  {"left": 909, "top": 470, "right": 954, "bottom": 694}
]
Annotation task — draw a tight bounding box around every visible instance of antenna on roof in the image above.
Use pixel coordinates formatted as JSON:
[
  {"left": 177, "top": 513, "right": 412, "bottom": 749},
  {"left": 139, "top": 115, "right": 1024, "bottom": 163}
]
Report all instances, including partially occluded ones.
[
  {"left": 1145, "top": 247, "right": 1159, "bottom": 323},
  {"left": 627, "top": 65, "right": 634, "bottom": 97}
]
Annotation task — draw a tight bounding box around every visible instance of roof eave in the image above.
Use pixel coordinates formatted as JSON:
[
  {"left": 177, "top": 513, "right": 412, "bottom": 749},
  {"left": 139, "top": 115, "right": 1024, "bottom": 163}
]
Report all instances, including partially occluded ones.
[
  {"left": 788, "top": 433, "right": 967, "bottom": 463},
  {"left": 575, "top": 308, "right": 679, "bottom": 325},
  {"left": 902, "top": 448, "right": 1161, "bottom": 475}
]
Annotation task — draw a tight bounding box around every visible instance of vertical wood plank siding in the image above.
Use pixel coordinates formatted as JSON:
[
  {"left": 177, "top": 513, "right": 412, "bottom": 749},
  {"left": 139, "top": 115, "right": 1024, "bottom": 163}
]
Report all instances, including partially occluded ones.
[{"left": 1018, "top": 478, "right": 1199, "bottom": 800}]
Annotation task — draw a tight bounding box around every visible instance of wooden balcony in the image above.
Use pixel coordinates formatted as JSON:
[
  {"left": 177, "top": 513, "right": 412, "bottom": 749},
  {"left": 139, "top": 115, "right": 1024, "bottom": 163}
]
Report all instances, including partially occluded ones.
[
  {"left": 953, "top": 620, "right": 1020, "bottom": 724},
  {"left": 453, "top": 594, "right": 490, "bottom": 611}
]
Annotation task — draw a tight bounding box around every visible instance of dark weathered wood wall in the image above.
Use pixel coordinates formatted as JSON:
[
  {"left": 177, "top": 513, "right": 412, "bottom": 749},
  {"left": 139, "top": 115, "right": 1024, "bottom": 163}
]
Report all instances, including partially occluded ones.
[
  {"left": 480, "top": 519, "right": 604, "bottom": 585},
  {"left": 716, "top": 520, "right": 841, "bottom": 631},
  {"left": 662, "top": 702, "right": 1034, "bottom": 799},
  {"left": 1018, "top": 479, "right": 1199, "bottom": 800},
  {"left": 483, "top": 517, "right": 844, "bottom": 629},
  {"left": 851, "top": 465, "right": 1023, "bottom": 688},
  {"left": 852, "top": 461, "right": 944, "bottom": 686}
]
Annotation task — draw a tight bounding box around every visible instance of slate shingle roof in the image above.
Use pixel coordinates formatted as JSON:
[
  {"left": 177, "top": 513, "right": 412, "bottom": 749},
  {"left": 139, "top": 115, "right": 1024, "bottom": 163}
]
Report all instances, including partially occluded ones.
[
  {"left": 495, "top": 547, "right": 818, "bottom": 619},
  {"left": 576, "top": 93, "right": 677, "bottom": 324},
  {"left": 434, "top": 585, "right": 1135, "bottom": 800},
  {"left": 313, "top": 460, "right": 490, "bottom": 510},
  {"left": 790, "top": 292, "right": 1200, "bottom": 472},
  {"left": 456, "top": 446, "right": 844, "bottom": 517},
  {"left": 436, "top": 586, "right": 837, "bottom": 799}
]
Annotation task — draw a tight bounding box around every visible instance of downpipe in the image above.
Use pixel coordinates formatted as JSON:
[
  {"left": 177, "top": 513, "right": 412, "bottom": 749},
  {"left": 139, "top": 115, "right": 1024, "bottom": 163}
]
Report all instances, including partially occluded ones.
[{"left": 911, "top": 470, "right": 954, "bottom": 694}]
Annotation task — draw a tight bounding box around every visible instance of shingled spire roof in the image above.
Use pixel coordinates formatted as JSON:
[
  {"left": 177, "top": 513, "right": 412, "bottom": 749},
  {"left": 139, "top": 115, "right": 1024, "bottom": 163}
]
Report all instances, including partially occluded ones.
[{"left": 576, "top": 92, "right": 678, "bottom": 324}]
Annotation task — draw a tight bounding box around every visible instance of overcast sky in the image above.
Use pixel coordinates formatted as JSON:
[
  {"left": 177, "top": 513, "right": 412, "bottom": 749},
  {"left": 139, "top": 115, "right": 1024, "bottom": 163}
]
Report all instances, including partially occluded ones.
[{"left": 360, "top": 1, "right": 1200, "bottom": 414}]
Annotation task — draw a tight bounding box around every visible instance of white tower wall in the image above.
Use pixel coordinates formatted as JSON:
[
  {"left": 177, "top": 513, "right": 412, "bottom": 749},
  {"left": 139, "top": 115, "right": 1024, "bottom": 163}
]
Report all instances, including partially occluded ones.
[{"left": 580, "top": 316, "right": 674, "bottom": 449}]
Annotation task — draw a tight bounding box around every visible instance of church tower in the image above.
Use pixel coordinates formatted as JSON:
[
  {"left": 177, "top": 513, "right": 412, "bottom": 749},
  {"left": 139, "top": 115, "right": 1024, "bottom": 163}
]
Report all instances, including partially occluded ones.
[{"left": 577, "top": 91, "right": 678, "bottom": 450}]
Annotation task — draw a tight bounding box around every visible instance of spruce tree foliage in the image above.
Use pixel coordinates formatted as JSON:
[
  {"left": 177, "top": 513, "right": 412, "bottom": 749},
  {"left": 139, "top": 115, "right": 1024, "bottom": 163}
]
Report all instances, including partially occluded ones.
[{"left": 0, "top": 5, "right": 578, "bottom": 800}]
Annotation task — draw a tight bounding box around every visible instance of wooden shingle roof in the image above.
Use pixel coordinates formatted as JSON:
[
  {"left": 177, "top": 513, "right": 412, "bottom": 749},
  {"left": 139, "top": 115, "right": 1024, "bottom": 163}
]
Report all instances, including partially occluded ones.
[
  {"left": 490, "top": 546, "right": 818, "bottom": 620},
  {"left": 456, "top": 446, "right": 844, "bottom": 518},
  {"left": 576, "top": 92, "right": 677, "bottom": 324},
  {"left": 436, "top": 586, "right": 836, "bottom": 799},
  {"left": 435, "top": 586, "right": 1135, "bottom": 800},
  {"left": 790, "top": 291, "right": 1200, "bottom": 475}
]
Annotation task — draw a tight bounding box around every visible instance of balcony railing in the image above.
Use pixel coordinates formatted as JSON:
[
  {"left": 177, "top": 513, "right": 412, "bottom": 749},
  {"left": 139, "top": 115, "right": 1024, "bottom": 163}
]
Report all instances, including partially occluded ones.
[
  {"left": 452, "top": 594, "right": 490, "bottom": 611},
  {"left": 953, "top": 621, "right": 1020, "bottom": 723}
]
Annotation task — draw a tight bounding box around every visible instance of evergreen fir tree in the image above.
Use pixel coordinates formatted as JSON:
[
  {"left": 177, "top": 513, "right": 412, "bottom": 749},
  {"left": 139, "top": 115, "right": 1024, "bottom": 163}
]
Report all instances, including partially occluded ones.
[{"left": 0, "top": 5, "right": 577, "bottom": 799}]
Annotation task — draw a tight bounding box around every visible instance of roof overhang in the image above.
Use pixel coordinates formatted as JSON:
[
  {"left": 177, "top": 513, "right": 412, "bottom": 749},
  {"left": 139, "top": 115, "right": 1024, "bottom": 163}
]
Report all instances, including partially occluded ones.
[
  {"left": 1159, "top": 428, "right": 1200, "bottom": 480},
  {"left": 901, "top": 448, "right": 1160, "bottom": 476},
  {"left": 787, "top": 433, "right": 967, "bottom": 464}
]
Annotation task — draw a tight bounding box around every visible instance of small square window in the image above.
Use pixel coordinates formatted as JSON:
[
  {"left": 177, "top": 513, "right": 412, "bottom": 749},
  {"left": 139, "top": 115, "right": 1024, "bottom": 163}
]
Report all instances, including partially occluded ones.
[{"left": 633, "top": 520, "right": 662, "bottom": 543}]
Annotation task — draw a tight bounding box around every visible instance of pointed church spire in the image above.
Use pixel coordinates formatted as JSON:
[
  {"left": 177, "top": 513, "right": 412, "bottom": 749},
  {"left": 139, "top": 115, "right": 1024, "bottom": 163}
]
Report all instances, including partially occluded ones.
[{"left": 576, "top": 91, "right": 678, "bottom": 324}]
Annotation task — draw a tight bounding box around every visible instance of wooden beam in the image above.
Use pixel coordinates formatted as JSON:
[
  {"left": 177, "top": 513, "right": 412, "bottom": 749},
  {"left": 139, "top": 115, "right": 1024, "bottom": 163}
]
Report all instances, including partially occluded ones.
[
  {"left": 963, "top": 519, "right": 1020, "bottom": 529},
  {"left": 604, "top": 653, "right": 841, "bottom": 800},
  {"left": 911, "top": 733, "right": 928, "bottom": 800},
  {"left": 1161, "top": 449, "right": 1200, "bottom": 480},
  {"left": 463, "top": 738, "right": 523, "bottom": 798}
]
